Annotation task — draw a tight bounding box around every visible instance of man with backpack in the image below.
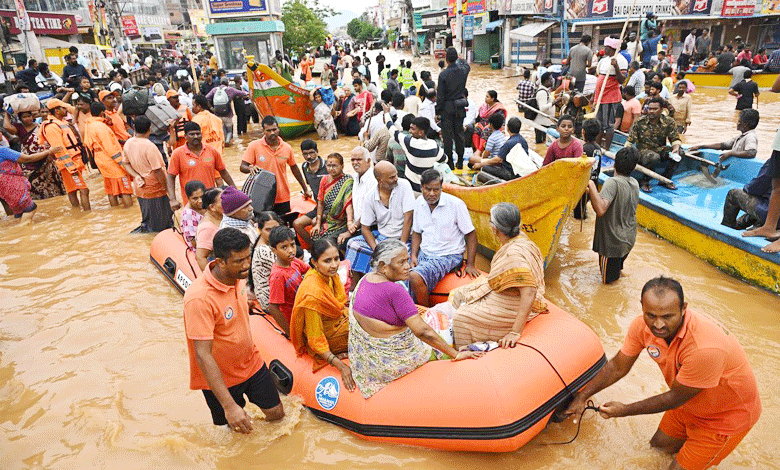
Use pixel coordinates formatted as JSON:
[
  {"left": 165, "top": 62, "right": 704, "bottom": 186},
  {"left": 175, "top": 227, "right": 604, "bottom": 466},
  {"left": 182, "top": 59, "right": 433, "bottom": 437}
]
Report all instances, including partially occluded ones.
[{"left": 205, "top": 77, "right": 248, "bottom": 147}]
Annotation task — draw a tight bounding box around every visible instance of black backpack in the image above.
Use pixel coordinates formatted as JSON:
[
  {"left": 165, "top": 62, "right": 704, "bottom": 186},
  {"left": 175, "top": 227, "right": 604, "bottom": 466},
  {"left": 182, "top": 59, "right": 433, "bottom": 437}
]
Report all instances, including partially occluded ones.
[
  {"left": 243, "top": 170, "right": 277, "bottom": 215},
  {"left": 523, "top": 87, "right": 548, "bottom": 120},
  {"left": 121, "top": 86, "right": 151, "bottom": 116}
]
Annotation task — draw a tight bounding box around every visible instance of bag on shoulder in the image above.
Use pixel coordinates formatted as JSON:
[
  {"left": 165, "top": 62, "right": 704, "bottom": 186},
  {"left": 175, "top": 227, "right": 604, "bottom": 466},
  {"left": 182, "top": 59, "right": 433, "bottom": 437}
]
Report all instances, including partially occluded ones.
[
  {"left": 523, "top": 88, "right": 548, "bottom": 120},
  {"left": 121, "top": 86, "right": 151, "bottom": 116},
  {"left": 212, "top": 87, "right": 230, "bottom": 116}
]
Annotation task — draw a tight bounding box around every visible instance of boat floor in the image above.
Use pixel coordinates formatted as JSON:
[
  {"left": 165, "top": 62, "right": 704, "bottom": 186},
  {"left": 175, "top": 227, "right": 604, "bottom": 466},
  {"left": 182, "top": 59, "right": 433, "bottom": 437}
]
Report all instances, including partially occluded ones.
[{"left": 637, "top": 168, "right": 777, "bottom": 258}]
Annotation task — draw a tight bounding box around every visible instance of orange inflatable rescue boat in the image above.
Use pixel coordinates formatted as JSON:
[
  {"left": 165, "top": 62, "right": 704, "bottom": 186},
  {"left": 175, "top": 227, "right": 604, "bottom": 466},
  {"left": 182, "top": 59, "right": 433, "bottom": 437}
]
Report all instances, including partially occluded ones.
[{"left": 150, "top": 201, "right": 606, "bottom": 453}]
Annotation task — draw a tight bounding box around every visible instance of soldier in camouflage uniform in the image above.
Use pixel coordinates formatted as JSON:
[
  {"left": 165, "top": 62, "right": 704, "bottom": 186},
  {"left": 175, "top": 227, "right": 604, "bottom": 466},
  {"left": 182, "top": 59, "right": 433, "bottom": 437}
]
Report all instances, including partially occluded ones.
[{"left": 627, "top": 96, "right": 682, "bottom": 192}]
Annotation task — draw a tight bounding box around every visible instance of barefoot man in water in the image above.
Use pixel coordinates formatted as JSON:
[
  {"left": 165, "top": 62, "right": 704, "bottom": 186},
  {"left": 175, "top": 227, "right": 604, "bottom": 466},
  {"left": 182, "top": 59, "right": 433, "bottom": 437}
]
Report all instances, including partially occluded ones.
[
  {"left": 184, "top": 228, "right": 284, "bottom": 432},
  {"left": 565, "top": 276, "right": 760, "bottom": 470}
]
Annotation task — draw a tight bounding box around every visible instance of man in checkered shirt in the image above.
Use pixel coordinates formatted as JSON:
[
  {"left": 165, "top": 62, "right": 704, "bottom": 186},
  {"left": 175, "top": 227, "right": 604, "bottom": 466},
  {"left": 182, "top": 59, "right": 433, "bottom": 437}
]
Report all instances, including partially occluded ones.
[{"left": 516, "top": 69, "right": 536, "bottom": 103}]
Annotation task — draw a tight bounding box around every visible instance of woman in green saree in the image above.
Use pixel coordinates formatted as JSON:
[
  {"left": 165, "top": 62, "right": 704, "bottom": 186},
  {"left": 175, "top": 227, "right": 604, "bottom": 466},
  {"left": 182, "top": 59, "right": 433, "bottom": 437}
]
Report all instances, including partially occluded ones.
[{"left": 309, "top": 153, "right": 355, "bottom": 248}]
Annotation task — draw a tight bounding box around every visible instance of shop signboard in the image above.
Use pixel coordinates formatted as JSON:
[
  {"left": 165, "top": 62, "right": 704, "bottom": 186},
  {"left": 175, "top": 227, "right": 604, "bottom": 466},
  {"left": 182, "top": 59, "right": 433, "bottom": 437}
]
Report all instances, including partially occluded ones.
[
  {"left": 121, "top": 15, "right": 139, "bottom": 37},
  {"left": 208, "top": 0, "right": 268, "bottom": 18},
  {"left": 568, "top": 0, "right": 712, "bottom": 18},
  {"left": 720, "top": 0, "right": 756, "bottom": 15},
  {"left": 0, "top": 10, "right": 77, "bottom": 35},
  {"left": 463, "top": 15, "right": 474, "bottom": 40}
]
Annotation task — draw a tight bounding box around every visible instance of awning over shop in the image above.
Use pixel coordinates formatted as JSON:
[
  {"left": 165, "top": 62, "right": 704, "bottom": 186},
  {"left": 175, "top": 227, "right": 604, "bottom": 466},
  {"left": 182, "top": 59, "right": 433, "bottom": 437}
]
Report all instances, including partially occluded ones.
[
  {"left": 486, "top": 20, "right": 502, "bottom": 33},
  {"left": 509, "top": 21, "right": 555, "bottom": 41}
]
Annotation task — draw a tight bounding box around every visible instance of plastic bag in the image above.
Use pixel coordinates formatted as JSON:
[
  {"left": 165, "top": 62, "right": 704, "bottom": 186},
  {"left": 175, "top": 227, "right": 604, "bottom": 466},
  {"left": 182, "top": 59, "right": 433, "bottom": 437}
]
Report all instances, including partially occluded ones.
[{"left": 422, "top": 301, "right": 456, "bottom": 348}]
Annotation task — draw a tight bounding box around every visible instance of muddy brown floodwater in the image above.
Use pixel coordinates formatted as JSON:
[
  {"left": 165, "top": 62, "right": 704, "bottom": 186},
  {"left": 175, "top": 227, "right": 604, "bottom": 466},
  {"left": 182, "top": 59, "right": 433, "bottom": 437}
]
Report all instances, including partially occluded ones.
[{"left": 1, "top": 50, "right": 779, "bottom": 470}]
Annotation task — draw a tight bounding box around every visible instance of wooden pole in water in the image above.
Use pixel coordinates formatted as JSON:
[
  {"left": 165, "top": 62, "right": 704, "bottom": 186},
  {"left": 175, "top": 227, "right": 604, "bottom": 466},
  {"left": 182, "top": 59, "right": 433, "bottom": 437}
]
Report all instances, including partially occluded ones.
[
  {"left": 586, "top": 0, "right": 638, "bottom": 120},
  {"left": 190, "top": 54, "right": 200, "bottom": 94}
]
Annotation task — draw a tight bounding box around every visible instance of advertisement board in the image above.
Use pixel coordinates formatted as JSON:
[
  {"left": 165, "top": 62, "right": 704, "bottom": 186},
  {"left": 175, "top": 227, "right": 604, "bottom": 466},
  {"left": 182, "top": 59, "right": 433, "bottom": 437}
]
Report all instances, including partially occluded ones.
[
  {"left": 472, "top": 12, "right": 488, "bottom": 34},
  {"left": 121, "top": 15, "right": 139, "bottom": 37},
  {"left": 763, "top": 0, "right": 780, "bottom": 13},
  {"left": 567, "top": 0, "right": 713, "bottom": 18},
  {"left": 463, "top": 15, "right": 474, "bottom": 40},
  {"left": 208, "top": 0, "right": 268, "bottom": 17},
  {"left": 142, "top": 26, "right": 164, "bottom": 44},
  {"left": 0, "top": 10, "right": 77, "bottom": 35},
  {"left": 721, "top": 0, "right": 756, "bottom": 15}
]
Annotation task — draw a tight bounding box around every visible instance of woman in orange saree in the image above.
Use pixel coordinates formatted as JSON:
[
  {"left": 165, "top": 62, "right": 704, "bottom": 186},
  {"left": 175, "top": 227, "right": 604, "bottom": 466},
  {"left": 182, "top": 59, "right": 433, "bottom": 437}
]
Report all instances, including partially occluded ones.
[{"left": 451, "top": 203, "right": 548, "bottom": 349}]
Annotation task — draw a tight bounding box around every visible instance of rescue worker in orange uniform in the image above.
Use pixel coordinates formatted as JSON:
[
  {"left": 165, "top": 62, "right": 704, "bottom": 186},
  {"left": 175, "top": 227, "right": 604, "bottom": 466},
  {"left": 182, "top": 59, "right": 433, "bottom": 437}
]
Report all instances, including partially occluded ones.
[
  {"left": 99, "top": 90, "right": 130, "bottom": 145},
  {"left": 167, "top": 89, "right": 193, "bottom": 152},
  {"left": 40, "top": 99, "right": 91, "bottom": 211},
  {"left": 191, "top": 94, "right": 225, "bottom": 185},
  {"left": 83, "top": 101, "right": 134, "bottom": 208}
]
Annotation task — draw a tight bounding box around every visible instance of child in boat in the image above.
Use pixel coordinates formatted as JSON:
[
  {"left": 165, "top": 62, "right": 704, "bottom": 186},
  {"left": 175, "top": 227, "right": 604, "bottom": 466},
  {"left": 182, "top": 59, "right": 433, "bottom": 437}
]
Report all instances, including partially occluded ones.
[
  {"left": 181, "top": 180, "right": 206, "bottom": 249},
  {"left": 543, "top": 115, "right": 583, "bottom": 166},
  {"left": 586, "top": 147, "right": 640, "bottom": 283},
  {"left": 248, "top": 212, "right": 283, "bottom": 312},
  {"left": 268, "top": 226, "right": 309, "bottom": 335}
]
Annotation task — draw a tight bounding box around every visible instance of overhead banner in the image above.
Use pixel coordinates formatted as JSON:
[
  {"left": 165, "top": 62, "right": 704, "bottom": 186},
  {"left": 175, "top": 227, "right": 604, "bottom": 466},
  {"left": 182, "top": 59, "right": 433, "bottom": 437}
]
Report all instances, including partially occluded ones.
[
  {"left": 121, "top": 15, "right": 139, "bottom": 37},
  {"left": 567, "top": 0, "right": 712, "bottom": 18},
  {"left": 208, "top": 0, "right": 268, "bottom": 17},
  {"left": 763, "top": 0, "right": 780, "bottom": 13},
  {"left": 721, "top": 0, "right": 756, "bottom": 15}
]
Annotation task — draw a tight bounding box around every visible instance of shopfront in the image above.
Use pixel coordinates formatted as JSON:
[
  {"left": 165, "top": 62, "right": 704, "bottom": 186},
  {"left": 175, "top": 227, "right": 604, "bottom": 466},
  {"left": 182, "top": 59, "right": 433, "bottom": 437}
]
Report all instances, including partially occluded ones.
[{"left": 205, "top": 21, "right": 284, "bottom": 71}]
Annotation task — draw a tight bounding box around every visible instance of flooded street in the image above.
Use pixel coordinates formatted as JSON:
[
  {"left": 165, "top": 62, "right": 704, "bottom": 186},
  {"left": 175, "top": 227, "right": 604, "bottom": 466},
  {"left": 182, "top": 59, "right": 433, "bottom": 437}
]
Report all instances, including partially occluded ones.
[{"left": 1, "top": 50, "right": 779, "bottom": 469}]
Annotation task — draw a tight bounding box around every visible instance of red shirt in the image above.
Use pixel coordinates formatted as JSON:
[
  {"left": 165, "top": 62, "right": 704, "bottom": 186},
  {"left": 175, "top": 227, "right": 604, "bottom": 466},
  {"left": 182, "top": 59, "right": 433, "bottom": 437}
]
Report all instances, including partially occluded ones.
[
  {"left": 621, "top": 311, "right": 761, "bottom": 434},
  {"left": 168, "top": 144, "right": 225, "bottom": 203},
  {"left": 543, "top": 138, "right": 584, "bottom": 165},
  {"left": 268, "top": 258, "right": 309, "bottom": 322}
]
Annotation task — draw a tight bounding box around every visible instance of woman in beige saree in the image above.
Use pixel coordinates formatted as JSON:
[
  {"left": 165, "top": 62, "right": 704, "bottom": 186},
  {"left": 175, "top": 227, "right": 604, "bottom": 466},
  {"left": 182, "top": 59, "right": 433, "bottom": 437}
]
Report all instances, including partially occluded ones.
[{"left": 450, "top": 203, "right": 548, "bottom": 349}]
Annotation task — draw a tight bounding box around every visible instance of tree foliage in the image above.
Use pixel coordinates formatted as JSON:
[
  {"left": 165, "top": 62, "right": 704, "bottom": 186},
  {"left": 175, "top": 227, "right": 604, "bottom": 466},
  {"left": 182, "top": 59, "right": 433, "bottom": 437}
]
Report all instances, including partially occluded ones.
[
  {"left": 281, "top": 0, "right": 331, "bottom": 55},
  {"left": 346, "top": 18, "right": 383, "bottom": 42}
]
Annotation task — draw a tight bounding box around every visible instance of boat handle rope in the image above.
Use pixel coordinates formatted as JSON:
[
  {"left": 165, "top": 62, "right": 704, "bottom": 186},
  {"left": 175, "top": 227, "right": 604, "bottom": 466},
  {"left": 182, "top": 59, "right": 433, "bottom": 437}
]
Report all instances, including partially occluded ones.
[
  {"left": 251, "top": 306, "right": 290, "bottom": 340},
  {"left": 517, "top": 341, "right": 600, "bottom": 445}
]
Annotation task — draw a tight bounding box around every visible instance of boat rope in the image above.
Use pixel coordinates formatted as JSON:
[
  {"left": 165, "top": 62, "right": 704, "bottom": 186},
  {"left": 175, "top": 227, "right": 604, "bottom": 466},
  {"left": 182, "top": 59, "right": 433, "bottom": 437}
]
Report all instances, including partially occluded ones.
[{"left": 518, "top": 341, "right": 600, "bottom": 445}]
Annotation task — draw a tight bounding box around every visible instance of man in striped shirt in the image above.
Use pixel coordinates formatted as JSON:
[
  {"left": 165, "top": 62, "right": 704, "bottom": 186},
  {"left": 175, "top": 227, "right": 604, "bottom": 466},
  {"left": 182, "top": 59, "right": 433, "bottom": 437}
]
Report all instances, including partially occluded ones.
[{"left": 391, "top": 116, "right": 445, "bottom": 192}]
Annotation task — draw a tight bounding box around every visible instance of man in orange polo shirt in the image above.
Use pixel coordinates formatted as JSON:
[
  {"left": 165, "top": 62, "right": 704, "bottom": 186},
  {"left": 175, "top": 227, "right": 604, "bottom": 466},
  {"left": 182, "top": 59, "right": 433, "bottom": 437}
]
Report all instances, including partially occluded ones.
[
  {"left": 184, "top": 227, "right": 285, "bottom": 431},
  {"left": 239, "top": 115, "right": 311, "bottom": 215},
  {"left": 83, "top": 101, "right": 134, "bottom": 208},
  {"left": 565, "top": 276, "right": 761, "bottom": 470},
  {"left": 99, "top": 90, "right": 130, "bottom": 145},
  {"left": 40, "top": 98, "right": 91, "bottom": 211},
  {"left": 167, "top": 121, "right": 235, "bottom": 204}
]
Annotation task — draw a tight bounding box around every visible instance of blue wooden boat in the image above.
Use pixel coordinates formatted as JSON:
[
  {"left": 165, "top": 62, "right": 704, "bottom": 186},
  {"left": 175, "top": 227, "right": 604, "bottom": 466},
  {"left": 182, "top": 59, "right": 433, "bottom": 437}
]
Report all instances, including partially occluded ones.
[{"left": 598, "top": 142, "right": 779, "bottom": 294}]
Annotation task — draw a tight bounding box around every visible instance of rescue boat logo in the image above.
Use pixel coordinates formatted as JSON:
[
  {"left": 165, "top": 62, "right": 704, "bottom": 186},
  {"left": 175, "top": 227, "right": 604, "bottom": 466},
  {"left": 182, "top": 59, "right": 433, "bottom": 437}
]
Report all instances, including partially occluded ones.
[
  {"left": 224, "top": 307, "right": 234, "bottom": 320},
  {"left": 315, "top": 376, "right": 340, "bottom": 410},
  {"left": 647, "top": 345, "right": 661, "bottom": 359}
]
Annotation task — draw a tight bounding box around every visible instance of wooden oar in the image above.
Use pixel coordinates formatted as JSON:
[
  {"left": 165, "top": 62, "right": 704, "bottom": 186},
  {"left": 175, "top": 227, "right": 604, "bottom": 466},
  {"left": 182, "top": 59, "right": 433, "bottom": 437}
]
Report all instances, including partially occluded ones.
[
  {"left": 517, "top": 115, "right": 674, "bottom": 185},
  {"left": 585, "top": 0, "right": 638, "bottom": 119},
  {"left": 515, "top": 99, "right": 556, "bottom": 121},
  {"left": 682, "top": 150, "right": 729, "bottom": 183}
]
